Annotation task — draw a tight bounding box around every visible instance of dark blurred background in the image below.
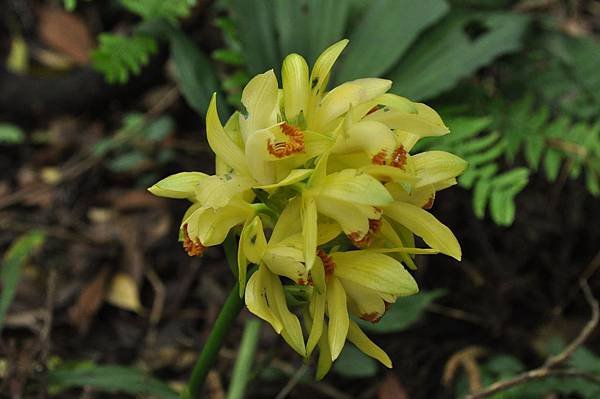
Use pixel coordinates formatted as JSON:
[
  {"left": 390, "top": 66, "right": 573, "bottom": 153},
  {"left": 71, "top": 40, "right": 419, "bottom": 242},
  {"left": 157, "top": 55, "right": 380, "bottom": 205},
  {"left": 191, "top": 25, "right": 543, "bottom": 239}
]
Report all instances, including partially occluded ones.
[{"left": 0, "top": 0, "right": 599, "bottom": 398}]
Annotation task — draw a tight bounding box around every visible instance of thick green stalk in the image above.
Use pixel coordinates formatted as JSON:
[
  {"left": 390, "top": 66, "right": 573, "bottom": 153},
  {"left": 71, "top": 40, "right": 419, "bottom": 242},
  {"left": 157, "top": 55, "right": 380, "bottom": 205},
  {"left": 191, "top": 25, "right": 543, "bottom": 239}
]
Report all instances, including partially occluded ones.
[
  {"left": 182, "top": 235, "right": 244, "bottom": 399},
  {"left": 182, "top": 284, "right": 243, "bottom": 399},
  {"left": 226, "top": 318, "right": 262, "bottom": 399}
]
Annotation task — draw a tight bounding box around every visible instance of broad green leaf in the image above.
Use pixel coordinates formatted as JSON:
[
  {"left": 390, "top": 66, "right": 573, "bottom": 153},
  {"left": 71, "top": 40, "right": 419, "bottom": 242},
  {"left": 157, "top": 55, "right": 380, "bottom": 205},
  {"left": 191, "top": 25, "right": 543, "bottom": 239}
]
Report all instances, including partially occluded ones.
[
  {"left": 390, "top": 12, "right": 529, "bottom": 100},
  {"left": 230, "top": 0, "right": 279, "bottom": 74},
  {"left": 357, "top": 290, "right": 445, "bottom": 333},
  {"left": 48, "top": 364, "right": 178, "bottom": 399},
  {"left": 307, "top": 0, "right": 350, "bottom": 64},
  {"left": 332, "top": 344, "right": 377, "bottom": 378},
  {"left": 0, "top": 231, "right": 45, "bottom": 333},
  {"left": 336, "top": 0, "right": 448, "bottom": 82},
  {"left": 169, "top": 28, "right": 220, "bottom": 117}
]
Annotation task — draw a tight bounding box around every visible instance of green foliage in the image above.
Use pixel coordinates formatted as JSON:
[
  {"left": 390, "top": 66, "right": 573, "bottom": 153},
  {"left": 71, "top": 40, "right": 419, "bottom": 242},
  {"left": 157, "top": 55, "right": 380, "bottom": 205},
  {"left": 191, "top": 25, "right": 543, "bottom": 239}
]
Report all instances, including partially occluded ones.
[
  {"left": 227, "top": 1, "right": 530, "bottom": 101},
  {"left": 493, "top": 97, "right": 600, "bottom": 197},
  {"left": 0, "top": 123, "right": 25, "bottom": 145},
  {"left": 63, "top": 0, "right": 77, "bottom": 11},
  {"left": 416, "top": 116, "right": 530, "bottom": 226},
  {"left": 169, "top": 29, "right": 221, "bottom": 117},
  {"left": 91, "top": 33, "right": 158, "bottom": 84},
  {"left": 0, "top": 231, "right": 45, "bottom": 334},
  {"left": 48, "top": 363, "right": 178, "bottom": 399},
  {"left": 120, "top": 0, "right": 196, "bottom": 24},
  {"left": 357, "top": 289, "right": 446, "bottom": 333},
  {"left": 333, "top": 344, "right": 378, "bottom": 378},
  {"left": 390, "top": 11, "right": 529, "bottom": 100},
  {"left": 454, "top": 342, "right": 600, "bottom": 398}
]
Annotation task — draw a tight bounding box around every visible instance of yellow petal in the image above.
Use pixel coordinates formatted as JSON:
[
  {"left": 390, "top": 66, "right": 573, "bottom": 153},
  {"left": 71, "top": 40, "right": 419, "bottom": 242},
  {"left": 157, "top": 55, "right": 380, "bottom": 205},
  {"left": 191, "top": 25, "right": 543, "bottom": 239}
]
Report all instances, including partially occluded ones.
[
  {"left": 254, "top": 168, "right": 313, "bottom": 190},
  {"left": 316, "top": 323, "right": 333, "bottom": 380},
  {"left": 244, "top": 128, "right": 276, "bottom": 184},
  {"left": 317, "top": 169, "right": 393, "bottom": 205},
  {"left": 365, "top": 102, "right": 449, "bottom": 137},
  {"left": 148, "top": 172, "right": 207, "bottom": 199},
  {"left": 270, "top": 196, "right": 303, "bottom": 244},
  {"left": 315, "top": 78, "right": 392, "bottom": 130},
  {"left": 240, "top": 70, "right": 279, "bottom": 140},
  {"left": 332, "top": 250, "right": 418, "bottom": 296},
  {"left": 347, "top": 320, "right": 392, "bottom": 368},
  {"left": 412, "top": 151, "right": 467, "bottom": 188},
  {"left": 282, "top": 53, "right": 309, "bottom": 121},
  {"left": 340, "top": 278, "right": 385, "bottom": 320},
  {"left": 196, "top": 174, "right": 255, "bottom": 209},
  {"left": 267, "top": 271, "right": 306, "bottom": 356},
  {"left": 378, "top": 218, "right": 418, "bottom": 270},
  {"left": 326, "top": 277, "right": 349, "bottom": 361},
  {"left": 184, "top": 201, "right": 253, "bottom": 246},
  {"left": 373, "top": 93, "right": 417, "bottom": 114},
  {"left": 331, "top": 120, "right": 397, "bottom": 159},
  {"left": 302, "top": 196, "right": 318, "bottom": 271},
  {"left": 262, "top": 245, "right": 307, "bottom": 283},
  {"left": 315, "top": 197, "right": 376, "bottom": 238},
  {"left": 307, "top": 282, "right": 326, "bottom": 356},
  {"left": 360, "top": 165, "right": 418, "bottom": 183},
  {"left": 207, "top": 94, "right": 250, "bottom": 176},
  {"left": 238, "top": 216, "right": 267, "bottom": 296},
  {"left": 384, "top": 202, "right": 461, "bottom": 260},
  {"left": 310, "top": 39, "right": 348, "bottom": 99},
  {"left": 245, "top": 267, "right": 283, "bottom": 333}
]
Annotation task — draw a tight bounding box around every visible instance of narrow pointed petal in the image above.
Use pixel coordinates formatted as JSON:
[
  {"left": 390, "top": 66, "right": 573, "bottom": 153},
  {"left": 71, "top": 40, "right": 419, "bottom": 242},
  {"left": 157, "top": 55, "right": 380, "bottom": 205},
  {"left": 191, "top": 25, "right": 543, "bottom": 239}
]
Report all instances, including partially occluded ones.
[
  {"left": 374, "top": 93, "right": 417, "bottom": 114},
  {"left": 332, "top": 250, "right": 418, "bottom": 296},
  {"left": 184, "top": 201, "right": 253, "bottom": 246},
  {"left": 303, "top": 196, "right": 318, "bottom": 271},
  {"left": 268, "top": 271, "right": 306, "bottom": 356},
  {"left": 245, "top": 268, "right": 283, "bottom": 333},
  {"left": 240, "top": 70, "right": 279, "bottom": 139},
  {"left": 412, "top": 151, "right": 467, "bottom": 188},
  {"left": 207, "top": 94, "right": 250, "bottom": 176},
  {"left": 327, "top": 277, "right": 349, "bottom": 361},
  {"left": 270, "top": 196, "right": 302, "bottom": 244},
  {"left": 315, "top": 197, "right": 375, "bottom": 238},
  {"left": 148, "top": 172, "right": 207, "bottom": 199},
  {"left": 255, "top": 168, "right": 313, "bottom": 190},
  {"left": 307, "top": 286, "right": 325, "bottom": 356},
  {"left": 244, "top": 128, "right": 276, "bottom": 184},
  {"left": 384, "top": 202, "right": 461, "bottom": 260},
  {"left": 316, "top": 323, "right": 333, "bottom": 380},
  {"left": 310, "top": 39, "right": 348, "bottom": 98},
  {"left": 347, "top": 320, "right": 392, "bottom": 368},
  {"left": 238, "top": 217, "right": 267, "bottom": 295},
  {"left": 282, "top": 54, "right": 309, "bottom": 121},
  {"left": 379, "top": 218, "right": 418, "bottom": 270}
]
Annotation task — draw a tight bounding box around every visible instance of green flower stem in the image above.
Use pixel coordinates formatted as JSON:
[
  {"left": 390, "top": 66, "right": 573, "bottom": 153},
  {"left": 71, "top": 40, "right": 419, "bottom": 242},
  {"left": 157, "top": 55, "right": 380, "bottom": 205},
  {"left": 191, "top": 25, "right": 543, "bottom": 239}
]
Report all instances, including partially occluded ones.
[
  {"left": 226, "top": 317, "right": 262, "bottom": 399},
  {"left": 182, "top": 283, "right": 244, "bottom": 399}
]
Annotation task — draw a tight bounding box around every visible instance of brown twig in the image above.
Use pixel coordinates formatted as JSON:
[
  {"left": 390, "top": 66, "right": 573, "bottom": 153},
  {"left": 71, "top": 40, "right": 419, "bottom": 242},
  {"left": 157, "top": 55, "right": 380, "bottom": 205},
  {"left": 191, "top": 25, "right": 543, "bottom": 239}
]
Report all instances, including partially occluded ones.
[{"left": 467, "top": 279, "right": 600, "bottom": 399}]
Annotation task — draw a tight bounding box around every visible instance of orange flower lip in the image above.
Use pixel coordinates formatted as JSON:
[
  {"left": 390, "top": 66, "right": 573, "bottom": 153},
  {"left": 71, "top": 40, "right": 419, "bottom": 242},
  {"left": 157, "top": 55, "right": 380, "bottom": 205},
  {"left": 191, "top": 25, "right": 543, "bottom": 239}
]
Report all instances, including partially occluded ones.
[
  {"left": 182, "top": 223, "right": 206, "bottom": 257},
  {"left": 348, "top": 216, "right": 383, "bottom": 248},
  {"left": 267, "top": 122, "right": 305, "bottom": 158},
  {"left": 317, "top": 248, "right": 335, "bottom": 277}
]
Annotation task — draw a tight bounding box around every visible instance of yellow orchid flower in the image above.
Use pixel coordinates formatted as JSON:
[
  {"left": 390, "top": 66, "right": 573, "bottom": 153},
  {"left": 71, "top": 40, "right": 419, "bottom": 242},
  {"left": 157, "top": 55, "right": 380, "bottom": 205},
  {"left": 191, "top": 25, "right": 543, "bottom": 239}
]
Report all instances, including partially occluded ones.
[{"left": 151, "top": 37, "right": 469, "bottom": 380}]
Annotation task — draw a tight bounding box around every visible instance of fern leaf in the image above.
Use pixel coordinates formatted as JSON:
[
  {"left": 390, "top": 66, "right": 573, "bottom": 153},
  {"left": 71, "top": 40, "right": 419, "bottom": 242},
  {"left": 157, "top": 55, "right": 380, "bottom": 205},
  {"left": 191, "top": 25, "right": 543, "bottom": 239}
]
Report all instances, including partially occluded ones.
[
  {"left": 119, "top": 0, "right": 196, "bottom": 24},
  {"left": 91, "top": 34, "right": 157, "bottom": 84}
]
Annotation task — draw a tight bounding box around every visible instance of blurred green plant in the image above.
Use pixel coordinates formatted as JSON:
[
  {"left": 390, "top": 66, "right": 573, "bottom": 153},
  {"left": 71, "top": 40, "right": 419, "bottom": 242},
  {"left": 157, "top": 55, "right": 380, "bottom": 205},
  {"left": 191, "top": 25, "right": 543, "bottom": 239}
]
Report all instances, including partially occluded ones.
[
  {"left": 0, "top": 123, "right": 25, "bottom": 145},
  {"left": 454, "top": 340, "right": 600, "bottom": 398},
  {"left": 48, "top": 362, "right": 178, "bottom": 398},
  {"left": 0, "top": 231, "right": 45, "bottom": 334}
]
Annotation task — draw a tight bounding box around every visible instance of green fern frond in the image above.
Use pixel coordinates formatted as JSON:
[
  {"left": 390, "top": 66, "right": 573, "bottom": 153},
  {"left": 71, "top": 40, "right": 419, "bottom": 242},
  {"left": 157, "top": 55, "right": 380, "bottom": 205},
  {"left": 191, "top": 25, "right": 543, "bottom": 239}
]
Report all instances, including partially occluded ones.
[
  {"left": 91, "top": 33, "right": 158, "bottom": 84},
  {"left": 119, "top": 0, "right": 196, "bottom": 24}
]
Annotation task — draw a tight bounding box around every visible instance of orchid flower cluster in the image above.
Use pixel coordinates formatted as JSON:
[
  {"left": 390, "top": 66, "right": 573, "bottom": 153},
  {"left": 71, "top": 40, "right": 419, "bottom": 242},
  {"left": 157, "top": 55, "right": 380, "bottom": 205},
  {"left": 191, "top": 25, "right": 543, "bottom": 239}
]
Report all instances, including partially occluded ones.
[{"left": 149, "top": 40, "right": 466, "bottom": 378}]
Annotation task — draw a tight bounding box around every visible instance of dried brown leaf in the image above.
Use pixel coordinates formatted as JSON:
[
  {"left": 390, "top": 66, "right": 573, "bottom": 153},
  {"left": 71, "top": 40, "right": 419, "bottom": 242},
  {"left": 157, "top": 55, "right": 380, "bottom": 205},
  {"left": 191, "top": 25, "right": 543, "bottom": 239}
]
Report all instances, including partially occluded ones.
[
  {"left": 37, "top": 6, "right": 94, "bottom": 65},
  {"left": 378, "top": 372, "right": 409, "bottom": 399},
  {"left": 68, "top": 268, "right": 110, "bottom": 335}
]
